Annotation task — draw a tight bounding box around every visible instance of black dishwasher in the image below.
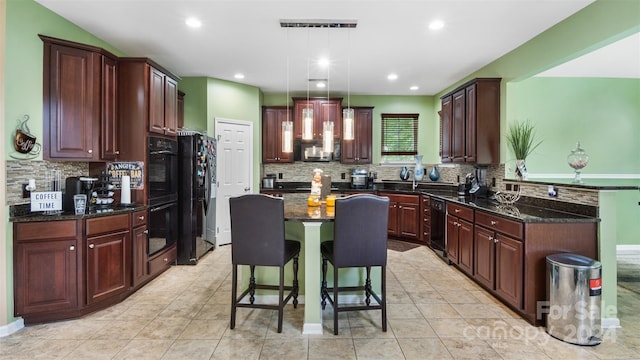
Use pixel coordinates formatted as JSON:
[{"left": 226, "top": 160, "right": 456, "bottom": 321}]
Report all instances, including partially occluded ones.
[{"left": 430, "top": 198, "right": 447, "bottom": 261}]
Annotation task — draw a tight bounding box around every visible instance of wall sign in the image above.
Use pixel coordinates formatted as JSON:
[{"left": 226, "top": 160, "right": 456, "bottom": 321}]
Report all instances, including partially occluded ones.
[
  {"left": 106, "top": 162, "right": 144, "bottom": 189},
  {"left": 10, "top": 115, "right": 42, "bottom": 160}
]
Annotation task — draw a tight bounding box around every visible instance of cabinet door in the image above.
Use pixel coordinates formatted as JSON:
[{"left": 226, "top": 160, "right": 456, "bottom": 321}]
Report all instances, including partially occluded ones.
[
  {"left": 474, "top": 225, "right": 495, "bottom": 289},
  {"left": 341, "top": 107, "right": 372, "bottom": 164},
  {"left": 319, "top": 99, "right": 342, "bottom": 139},
  {"left": 132, "top": 225, "right": 149, "bottom": 287},
  {"left": 446, "top": 214, "right": 459, "bottom": 264},
  {"left": 44, "top": 43, "right": 100, "bottom": 160},
  {"left": 457, "top": 219, "right": 474, "bottom": 275},
  {"left": 14, "top": 240, "right": 78, "bottom": 315},
  {"left": 148, "top": 67, "right": 166, "bottom": 134},
  {"left": 262, "top": 107, "right": 293, "bottom": 163},
  {"left": 293, "top": 99, "right": 314, "bottom": 139},
  {"left": 100, "top": 54, "right": 119, "bottom": 160},
  {"left": 465, "top": 84, "right": 477, "bottom": 163},
  {"left": 451, "top": 89, "right": 466, "bottom": 163},
  {"left": 398, "top": 201, "right": 420, "bottom": 239},
  {"left": 495, "top": 233, "right": 523, "bottom": 308},
  {"left": 86, "top": 231, "right": 130, "bottom": 304},
  {"left": 164, "top": 76, "right": 178, "bottom": 136},
  {"left": 440, "top": 95, "right": 452, "bottom": 163},
  {"left": 387, "top": 200, "right": 399, "bottom": 236}
]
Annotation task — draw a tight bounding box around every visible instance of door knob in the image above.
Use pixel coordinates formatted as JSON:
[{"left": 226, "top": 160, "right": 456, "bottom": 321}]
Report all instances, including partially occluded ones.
[{"left": 244, "top": 187, "right": 250, "bottom": 192}]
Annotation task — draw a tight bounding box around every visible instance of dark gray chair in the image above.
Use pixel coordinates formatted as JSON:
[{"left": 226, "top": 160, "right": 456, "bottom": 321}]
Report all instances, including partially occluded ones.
[
  {"left": 229, "top": 194, "right": 300, "bottom": 333},
  {"left": 320, "top": 194, "right": 390, "bottom": 335}
]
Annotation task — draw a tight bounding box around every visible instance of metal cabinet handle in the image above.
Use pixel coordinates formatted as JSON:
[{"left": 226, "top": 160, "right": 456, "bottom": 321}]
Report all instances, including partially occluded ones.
[
  {"left": 69, "top": 245, "right": 75, "bottom": 251},
  {"left": 494, "top": 238, "right": 499, "bottom": 243},
  {"left": 138, "top": 216, "right": 145, "bottom": 220},
  {"left": 163, "top": 258, "right": 168, "bottom": 262},
  {"left": 454, "top": 209, "right": 460, "bottom": 213},
  {"left": 115, "top": 150, "right": 120, "bottom": 155},
  {"left": 89, "top": 244, "right": 95, "bottom": 249},
  {"left": 88, "top": 149, "right": 93, "bottom": 154},
  {"left": 144, "top": 230, "right": 149, "bottom": 234},
  {"left": 491, "top": 220, "right": 497, "bottom": 225}
]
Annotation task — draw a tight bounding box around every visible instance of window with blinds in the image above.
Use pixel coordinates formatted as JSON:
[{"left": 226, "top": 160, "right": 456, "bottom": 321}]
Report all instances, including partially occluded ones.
[{"left": 381, "top": 113, "right": 418, "bottom": 161}]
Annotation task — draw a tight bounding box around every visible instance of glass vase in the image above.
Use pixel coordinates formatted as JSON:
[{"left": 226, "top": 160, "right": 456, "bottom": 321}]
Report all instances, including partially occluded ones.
[{"left": 414, "top": 155, "right": 424, "bottom": 181}]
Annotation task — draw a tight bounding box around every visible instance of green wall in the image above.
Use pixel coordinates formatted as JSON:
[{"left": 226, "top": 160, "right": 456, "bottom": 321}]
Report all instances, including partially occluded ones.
[
  {"left": 178, "top": 77, "right": 209, "bottom": 132},
  {"left": 510, "top": 77, "right": 640, "bottom": 175},
  {"left": 262, "top": 94, "right": 437, "bottom": 164}
]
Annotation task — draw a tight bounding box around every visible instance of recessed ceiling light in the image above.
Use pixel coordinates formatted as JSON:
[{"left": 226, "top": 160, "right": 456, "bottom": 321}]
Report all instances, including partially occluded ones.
[
  {"left": 429, "top": 20, "right": 445, "bottom": 30},
  {"left": 387, "top": 73, "right": 398, "bottom": 81},
  {"left": 234, "top": 73, "right": 245, "bottom": 80},
  {"left": 410, "top": 86, "right": 419, "bottom": 91},
  {"left": 318, "top": 58, "right": 330, "bottom": 68},
  {"left": 185, "top": 17, "right": 202, "bottom": 28},
  {"left": 316, "top": 82, "right": 326, "bottom": 88}
]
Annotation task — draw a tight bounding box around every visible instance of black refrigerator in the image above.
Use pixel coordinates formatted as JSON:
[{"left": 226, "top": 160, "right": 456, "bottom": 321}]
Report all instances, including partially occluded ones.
[{"left": 177, "top": 131, "right": 217, "bottom": 265}]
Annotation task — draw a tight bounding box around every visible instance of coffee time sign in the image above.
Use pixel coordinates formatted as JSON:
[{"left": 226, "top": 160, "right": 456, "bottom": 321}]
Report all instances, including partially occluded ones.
[{"left": 30, "top": 191, "right": 62, "bottom": 212}]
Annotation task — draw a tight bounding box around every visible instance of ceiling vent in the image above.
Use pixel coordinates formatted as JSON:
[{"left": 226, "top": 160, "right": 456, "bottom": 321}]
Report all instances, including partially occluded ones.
[{"left": 279, "top": 19, "right": 357, "bottom": 28}]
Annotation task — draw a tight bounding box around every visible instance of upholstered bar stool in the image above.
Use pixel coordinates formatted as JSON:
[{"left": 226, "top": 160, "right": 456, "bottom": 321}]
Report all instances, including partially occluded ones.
[
  {"left": 320, "top": 194, "right": 390, "bottom": 335},
  {"left": 229, "top": 194, "right": 300, "bottom": 333}
]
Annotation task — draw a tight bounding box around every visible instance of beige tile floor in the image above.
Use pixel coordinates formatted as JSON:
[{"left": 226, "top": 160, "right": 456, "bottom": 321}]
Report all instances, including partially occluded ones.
[{"left": 1, "top": 244, "right": 639, "bottom": 359}]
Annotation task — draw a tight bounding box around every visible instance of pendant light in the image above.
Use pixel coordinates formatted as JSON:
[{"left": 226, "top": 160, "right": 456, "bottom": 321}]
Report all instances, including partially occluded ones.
[
  {"left": 342, "top": 27, "right": 355, "bottom": 141},
  {"left": 322, "top": 27, "right": 334, "bottom": 153},
  {"left": 302, "top": 28, "right": 314, "bottom": 141},
  {"left": 281, "top": 29, "right": 293, "bottom": 153}
]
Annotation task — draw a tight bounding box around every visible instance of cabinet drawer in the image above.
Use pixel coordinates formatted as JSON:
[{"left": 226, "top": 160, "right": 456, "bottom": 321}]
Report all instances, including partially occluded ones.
[
  {"left": 132, "top": 210, "right": 148, "bottom": 227},
  {"left": 476, "top": 211, "right": 523, "bottom": 239},
  {"left": 86, "top": 214, "right": 129, "bottom": 236},
  {"left": 396, "top": 194, "right": 419, "bottom": 204},
  {"left": 446, "top": 203, "right": 474, "bottom": 222},
  {"left": 15, "top": 220, "right": 78, "bottom": 241},
  {"left": 148, "top": 245, "right": 177, "bottom": 275}
]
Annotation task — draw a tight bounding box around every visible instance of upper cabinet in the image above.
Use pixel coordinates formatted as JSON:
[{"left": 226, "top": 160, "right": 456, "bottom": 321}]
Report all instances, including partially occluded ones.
[
  {"left": 147, "top": 65, "right": 179, "bottom": 136},
  {"left": 341, "top": 107, "right": 373, "bottom": 164},
  {"left": 440, "top": 78, "right": 501, "bottom": 164},
  {"left": 293, "top": 97, "right": 342, "bottom": 140},
  {"left": 262, "top": 106, "right": 294, "bottom": 163},
  {"left": 41, "top": 35, "right": 119, "bottom": 161}
]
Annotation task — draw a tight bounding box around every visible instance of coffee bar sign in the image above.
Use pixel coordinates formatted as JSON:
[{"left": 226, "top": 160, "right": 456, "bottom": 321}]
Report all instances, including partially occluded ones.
[{"left": 106, "top": 162, "right": 144, "bottom": 189}]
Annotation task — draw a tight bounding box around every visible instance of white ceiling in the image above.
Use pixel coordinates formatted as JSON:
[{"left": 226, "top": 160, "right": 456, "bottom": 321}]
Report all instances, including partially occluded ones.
[{"left": 34, "top": 0, "right": 636, "bottom": 96}]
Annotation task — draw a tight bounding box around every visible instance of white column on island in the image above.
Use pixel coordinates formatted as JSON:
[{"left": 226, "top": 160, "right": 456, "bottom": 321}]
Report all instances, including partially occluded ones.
[{"left": 302, "top": 221, "right": 323, "bottom": 335}]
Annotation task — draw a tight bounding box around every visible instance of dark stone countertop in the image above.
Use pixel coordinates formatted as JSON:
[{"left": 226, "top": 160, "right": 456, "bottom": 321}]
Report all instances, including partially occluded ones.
[{"left": 9, "top": 204, "right": 148, "bottom": 223}]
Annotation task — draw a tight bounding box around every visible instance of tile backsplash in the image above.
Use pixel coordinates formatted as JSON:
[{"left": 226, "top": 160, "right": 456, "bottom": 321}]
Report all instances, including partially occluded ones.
[{"left": 6, "top": 160, "right": 88, "bottom": 205}]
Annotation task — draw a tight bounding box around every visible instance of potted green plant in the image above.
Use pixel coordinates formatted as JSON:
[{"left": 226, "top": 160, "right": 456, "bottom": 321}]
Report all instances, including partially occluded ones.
[{"left": 506, "top": 119, "right": 542, "bottom": 180}]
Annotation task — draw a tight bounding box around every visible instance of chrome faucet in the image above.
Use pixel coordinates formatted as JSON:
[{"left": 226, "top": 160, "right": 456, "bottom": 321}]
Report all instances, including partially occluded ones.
[{"left": 412, "top": 171, "right": 418, "bottom": 190}]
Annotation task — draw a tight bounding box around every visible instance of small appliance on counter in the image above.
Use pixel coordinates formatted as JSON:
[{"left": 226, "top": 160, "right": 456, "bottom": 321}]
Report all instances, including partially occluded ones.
[
  {"left": 350, "top": 168, "right": 368, "bottom": 189},
  {"left": 468, "top": 166, "right": 489, "bottom": 198},
  {"left": 262, "top": 174, "right": 277, "bottom": 189},
  {"left": 63, "top": 176, "right": 83, "bottom": 212}
]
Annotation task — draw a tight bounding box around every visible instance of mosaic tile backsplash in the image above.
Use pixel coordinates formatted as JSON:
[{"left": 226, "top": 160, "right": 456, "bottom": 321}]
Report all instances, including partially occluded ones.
[{"left": 6, "top": 160, "right": 88, "bottom": 205}]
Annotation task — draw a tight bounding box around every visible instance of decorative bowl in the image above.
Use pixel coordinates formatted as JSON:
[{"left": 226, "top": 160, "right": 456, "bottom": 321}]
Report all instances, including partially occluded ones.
[{"left": 494, "top": 188, "right": 521, "bottom": 205}]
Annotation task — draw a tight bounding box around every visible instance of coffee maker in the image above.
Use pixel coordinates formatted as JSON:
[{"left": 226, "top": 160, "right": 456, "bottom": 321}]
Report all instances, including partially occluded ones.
[{"left": 63, "top": 177, "right": 83, "bottom": 212}]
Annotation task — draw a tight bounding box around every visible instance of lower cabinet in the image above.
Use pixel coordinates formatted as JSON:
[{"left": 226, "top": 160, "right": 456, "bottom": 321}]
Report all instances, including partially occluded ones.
[
  {"left": 421, "top": 195, "right": 431, "bottom": 244},
  {"left": 13, "top": 220, "right": 81, "bottom": 317},
  {"left": 86, "top": 214, "right": 131, "bottom": 304},
  {"left": 12, "top": 210, "right": 175, "bottom": 324},
  {"left": 445, "top": 203, "right": 474, "bottom": 275},
  {"left": 380, "top": 193, "right": 420, "bottom": 241}
]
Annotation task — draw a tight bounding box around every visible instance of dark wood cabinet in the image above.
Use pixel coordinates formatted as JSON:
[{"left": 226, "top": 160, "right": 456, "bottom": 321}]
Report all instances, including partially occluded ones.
[
  {"left": 293, "top": 97, "right": 342, "bottom": 140},
  {"left": 473, "top": 211, "right": 523, "bottom": 309},
  {"left": 41, "top": 36, "right": 120, "bottom": 161},
  {"left": 262, "top": 106, "right": 294, "bottom": 163},
  {"left": 132, "top": 210, "right": 149, "bottom": 287},
  {"left": 13, "top": 221, "right": 81, "bottom": 317},
  {"left": 445, "top": 202, "right": 474, "bottom": 275},
  {"left": 100, "top": 54, "right": 119, "bottom": 160},
  {"left": 440, "top": 78, "right": 501, "bottom": 164},
  {"left": 341, "top": 107, "right": 373, "bottom": 164},
  {"left": 148, "top": 66, "right": 178, "bottom": 136},
  {"left": 381, "top": 193, "right": 420, "bottom": 241},
  {"left": 86, "top": 214, "right": 131, "bottom": 305}
]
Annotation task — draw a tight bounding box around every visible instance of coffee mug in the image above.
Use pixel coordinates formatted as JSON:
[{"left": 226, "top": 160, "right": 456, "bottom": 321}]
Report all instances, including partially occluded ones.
[{"left": 14, "top": 129, "right": 41, "bottom": 155}]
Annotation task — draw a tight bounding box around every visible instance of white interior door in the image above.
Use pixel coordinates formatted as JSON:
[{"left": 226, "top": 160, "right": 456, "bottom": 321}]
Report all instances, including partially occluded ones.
[{"left": 215, "top": 118, "right": 253, "bottom": 246}]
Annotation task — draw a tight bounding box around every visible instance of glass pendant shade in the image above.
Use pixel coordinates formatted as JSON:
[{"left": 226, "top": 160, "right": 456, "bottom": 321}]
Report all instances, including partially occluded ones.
[
  {"left": 302, "top": 108, "right": 314, "bottom": 140},
  {"left": 343, "top": 108, "right": 354, "bottom": 140},
  {"left": 281, "top": 120, "right": 293, "bottom": 153},
  {"left": 322, "top": 121, "right": 334, "bottom": 153}
]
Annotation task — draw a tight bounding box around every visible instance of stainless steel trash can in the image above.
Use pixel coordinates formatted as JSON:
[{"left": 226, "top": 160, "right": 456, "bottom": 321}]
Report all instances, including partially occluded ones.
[{"left": 546, "top": 253, "right": 602, "bottom": 345}]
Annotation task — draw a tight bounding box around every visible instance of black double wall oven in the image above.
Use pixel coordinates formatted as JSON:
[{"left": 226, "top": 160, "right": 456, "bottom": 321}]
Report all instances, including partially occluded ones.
[{"left": 147, "top": 136, "right": 178, "bottom": 257}]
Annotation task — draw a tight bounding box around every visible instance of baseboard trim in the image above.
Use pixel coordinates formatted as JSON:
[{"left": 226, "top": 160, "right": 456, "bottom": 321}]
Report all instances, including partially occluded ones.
[
  {"left": 602, "top": 317, "right": 621, "bottom": 329},
  {"left": 0, "top": 318, "right": 24, "bottom": 338},
  {"left": 303, "top": 323, "right": 323, "bottom": 335},
  {"left": 616, "top": 245, "right": 640, "bottom": 251}
]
